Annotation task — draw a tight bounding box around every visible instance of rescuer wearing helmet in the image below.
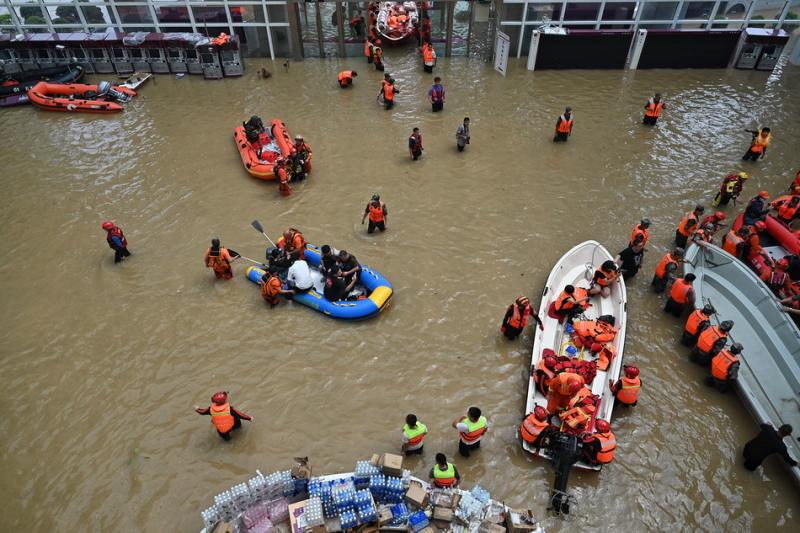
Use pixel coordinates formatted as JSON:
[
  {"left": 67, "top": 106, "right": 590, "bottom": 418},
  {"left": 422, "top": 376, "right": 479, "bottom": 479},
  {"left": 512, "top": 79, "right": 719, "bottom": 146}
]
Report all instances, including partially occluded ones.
[
  {"left": 292, "top": 134, "right": 312, "bottom": 174},
  {"left": 582, "top": 419, "right": 616, "bottom": 465},
  {"left": 534, "top": 350, "right": 558, "bottom": 394},
  {"left": 693, "top": 319, "right": 733, "bottom": 365},
  {"left": 609, "top": 365, "right": 641, "bottom": 407},
  {"left": 519, "top": 406, "right": 556, "bottom": 448},
  {"left": 700, "top": 211, "right": 727, "bottom": 235},
  {"left": 713, "top": 171, "right": 748, "bottom": 207},
  {"left": 194, "top": 391, "right": 253, "bottom": 441},
  {"left": 706, "top": 342, "right": 742, "bottom": 393},
  {"left": 101, "top": 220, "right": 131, "bottom": 263},
  {"left": 744, "top": 191, "right": 770, "bottom": 226},
  {"left": 546, "top": 371, "right": 585, "bottom": 414},
  {"left": 501, "top": 296, "right": 544, "bottom": 340}
]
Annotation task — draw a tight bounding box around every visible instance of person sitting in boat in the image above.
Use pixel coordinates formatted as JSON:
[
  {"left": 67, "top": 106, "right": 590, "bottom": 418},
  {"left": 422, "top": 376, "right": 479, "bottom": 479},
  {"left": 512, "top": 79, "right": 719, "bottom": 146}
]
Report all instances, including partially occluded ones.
[
  {"left": 244, "top": 115, "right": 265, "bottom": 141},
  {"left": 546, "top": 371, "right": 585, "bottom": 414},
  {"left": 651, "top": 248, "right": 683, "bottom": 294},
  {"left": 761, "top": 257, "right": 791, "bottom": 294},
  {"left": 520, "top": 406, "right": 557, "bottom": 448},
  {"left": 772, "top": 195, "right": 800, "bottom": 226},
  {"left": 338, "top": 250, "right": 361, "bottom": 284},
  {"left": 692, "top": 319, "right": 733, "bottom": 365},
  {"left": 278, "top": 228, "right": 306, "bottom": 261},
  {"left": 501, "top": 296, "right": 544, "bottom": 340},
  {"left": 609, "top": 365, "right": 641, "bottom": 407},
  {"left": 292, "top": 135, "right": 312, "bottom": 173},
  {"left": 260, "top": 266, "right": 292, "bottom": 307},
  {"left": 559, "top": 385, "right": 598, "bottom": 434},
  {"left": 534, "top": 351, "right": 558, "bottom": 394},
  {"left": 551, "top": 284, "right": 590, "bottom": 323},
  {"left": 743, "top": 191, "right": 770, "bottom": 226},
  {"left": 706, "top": 342, "right": 741, "bottom": 393},
  {"left": 571, "top": 315, "right": 617, "bottom": 352},
  {"left": 204, "top": 238, "right": 236, "bottom": 280},
  {"left": 581, "top": 419, "right": 616, "bottom": 466},
  {"left": 681, "top": 304, "right": 715, "bottom": 346},
  {"left": 286, "top": 257, "right": 313, "bottom": 294},
  {"left": 588, "top": 260, "right": 619, "bottom": 298},
  {"left": 319, "top": 245, "right": 338, "bottom": 275},
  {"left": 664, "top": 273, "right": 695, "bottom": 317},
  {"left": 324, "top": 265, "right": 357, "bottom": 302}
]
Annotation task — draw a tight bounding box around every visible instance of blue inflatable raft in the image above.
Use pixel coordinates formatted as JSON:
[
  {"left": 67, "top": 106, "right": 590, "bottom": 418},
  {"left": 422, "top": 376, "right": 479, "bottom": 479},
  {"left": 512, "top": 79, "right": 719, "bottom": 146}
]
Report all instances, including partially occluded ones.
[{"left": 245, "top": 243, "right": 393, "bottom": 320}]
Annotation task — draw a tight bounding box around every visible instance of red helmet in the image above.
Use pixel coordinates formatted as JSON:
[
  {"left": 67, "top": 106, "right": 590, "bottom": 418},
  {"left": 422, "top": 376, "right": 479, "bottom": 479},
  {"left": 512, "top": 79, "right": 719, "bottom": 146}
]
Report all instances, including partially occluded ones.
[
  {"left": 567, "top": 379, "right": 582, "bottom": 395},
  {"left": 375, "top": 39, "right": 382, "bottom": 46},
  {"left": 102, "top": 220, "right": 114, "bottom": 230},
  {"left": 714, "top": 211, "right": 726, "bottom": 221},
  {"left": 543, "top": 356, "right": 557, "bottom": 369},
  {"left": 533, "top": 406, "right": 548, "bottom": 421},
  {"left": 595, "top": 419, "right": 610, "bottom": 433},
  {"left": 211, "top": 391, "right": 228, "bottom": 405},
  {"left": 624, "top": 365, "right": 640, "bottom": 378},
  {"left": 755, "top": 220, "right": 767, "bottom": 230},
  {"left": 777, "top": 258, "right": 789, "bottom": 269}
]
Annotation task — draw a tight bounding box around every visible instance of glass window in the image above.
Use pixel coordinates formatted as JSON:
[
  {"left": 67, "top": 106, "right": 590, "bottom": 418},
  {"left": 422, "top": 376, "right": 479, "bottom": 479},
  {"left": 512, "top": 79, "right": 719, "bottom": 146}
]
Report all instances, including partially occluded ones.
[
  {"left": 117, "top": 6, "right": 153, "bottom": 24},
  {"left": 602, "top": 2, "right": 636, "bottom": 21},
  {"left": 155, "top": 6, "right": 190, "bottom": 24},
  {"left": 36, "top": 48, "right": 51, "bottom": 59},
  {"left": 15, "top": 5, "right": 47, "bottom": 25},
  {"left": 70, "top": 47, "right": 87, "bottom": 60},
  {"left": 90, "top": 48, "right": 107, "bottom": 59},
  {"left": 270, "top": 25, "right": 290, "bottom": 57},
  {"left": 185, "top": 48, "right": 198, "bottom": 60},
  {"left": 47, "top": 5, "right": 79, "bottom": 25},
  {"left": 80, "top": 5, "right": 117, "bottom": 26},
  {"left": 112, "top": 47, "right": 128, "bottom": 59},
  {"left": 0, "top": 6, "right": 13, "bottom": 27},
  {"left": 679, "top": 1, "right": 715, "bottom": 19},
  {"left": 503, "top": 3, "right": 524, "bottom": 22},
  {"left": 129, "top": 48, "right": 145, "bottom": 58},
  {"left": 526, "top": 2, "right": 561, "bottom": 22},
  {"left": 639, "top": 2, "right": 679, "bottom": 21},
  {"left": 167, "top": 48, "right": 181, "bottom": 58},
  {"left": 230, "top": 5, "right": 261, "bottom": 23},
  {"left": 192, "top": 6, "right": 227, "bottom": 24},
  {"left": 717, "top": 1, "right": 746, "bottom": 19},
  {"left": 146, "top": 48, "right": 161, "bottom": 58},
  {"left": 266, "top": 4, "right": 287, "bottom": 23},
  {"left": 564, "top": 2, "right": 601, "bottom": 21}
]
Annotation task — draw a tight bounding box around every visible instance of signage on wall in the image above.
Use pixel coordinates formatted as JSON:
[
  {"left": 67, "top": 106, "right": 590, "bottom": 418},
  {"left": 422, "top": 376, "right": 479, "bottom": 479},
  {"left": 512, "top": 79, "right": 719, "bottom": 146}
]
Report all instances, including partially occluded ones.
[{"left": 494, "top": 30, "right": 511, "bottom": 76}]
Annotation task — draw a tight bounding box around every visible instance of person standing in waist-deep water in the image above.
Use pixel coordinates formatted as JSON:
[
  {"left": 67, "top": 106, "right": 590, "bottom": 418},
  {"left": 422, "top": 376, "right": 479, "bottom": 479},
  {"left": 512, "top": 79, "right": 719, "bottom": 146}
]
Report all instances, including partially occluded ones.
[
  {"left": 428, "top": 76, "right": 445, "bottom": 112},
  {"left": 409, "top": 127, "right": 423, "bottom": 160},
  {"left": 501, "top": 296, "right": 544, "bottom": 340},
  {"left": 337, "top": 70, "right": 357, "bottom": 88},
  {"left": 373, "top": 39, "right": 385, "bottom": 71},
  {"left": 362, "top": 194, "right": 388, "bottom": 233},
  {"left": 379, "top": 76, "right": 399, "bottom": 110},
  {"left": 204, "top": 238, "right": 236, "bottom": 280},
  {"left": 742, "top": 423, "right": 797, "bottom": 471},
  {"left": 194, "top": 391, "right": 253, "bottom": 441},
  {"left": 421, "top": 41, "right": 436, "bottom": 73},
  {"left": 742, "top": 127, "right": 771, "bottom": 161},
  {"left": 456, "top": 117, "right": 470, "bottom": 152},
  {"left": 452, "top": 406, "right": 488, "bottom": 458},
  {"left": 615, "top": 234, "right": 646, "bottom": 280},
  {"left": 102, "top": 220, "right": 131, "bottom": 263},
  {"left": 553, "top": 107, "right": 574, "bottom": 142},
  {"left": 642, "top": 92, "right": 665, "bottom": 125}
]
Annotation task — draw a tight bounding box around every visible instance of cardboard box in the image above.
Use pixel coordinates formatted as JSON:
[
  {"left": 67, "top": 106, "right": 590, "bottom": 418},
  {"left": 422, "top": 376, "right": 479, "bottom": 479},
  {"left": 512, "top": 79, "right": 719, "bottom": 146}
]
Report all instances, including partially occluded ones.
[
  {"left": 210, "top": 521, "right": 234, "bottom": 533},
  {"left": 292, "top": 457, "right": 312, "bottom": 479},
  {"left": 369, "top": 454, "right": 382, "bottom": 467},
  {"left": 479, "top": 521, "right": 506, "bottom": 533},
  {"left": 432, "top": 508, "right": 453, "bottom": 523},
  {"left": 404, "top": 482, "right": 429, "bottom": 509},
  {"left": 288, "top": 500, "right": 325, "bottom": 533},
  {"left": 505, "top": 509, "right": 537, "bottom": 533},
  {"left": 381, "top": 453, "right": 404, "bottom": 477},
  {"left": 377, "top": 507, "right": 394, "bottom": 525}
]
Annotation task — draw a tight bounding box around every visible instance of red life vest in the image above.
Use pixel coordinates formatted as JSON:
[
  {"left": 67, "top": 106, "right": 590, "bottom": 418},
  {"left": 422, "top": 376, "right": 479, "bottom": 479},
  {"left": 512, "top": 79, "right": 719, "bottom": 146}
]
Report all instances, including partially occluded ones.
[
  {"left": 615, "top": 377, "right": 640, "bottom": 405},
  {"left": 368, "top": 201, "right": 385, "bottom": 222},
  {"left": 508, "top": 303, "right": 531, "bottom": 329},
  {"left": 210, "top": 403, "right": 235, "bottom": 433},
  {"left": 519, "top": 414, "right": 549, "bottom": 444},
  {"left": 384, "top": 83, "right": 394, "bottom": 100},
  {"left": 644, "top": 98, "right": 664, "bottom": 118},
  {"left": 595, "top": 431, "right": 616, "bottom": 463},
  {"left": 557, "top": 115, "right": 573, "bottom": 133},
  {"left": 777, "top": 201, "right": 799, "bottom": 223},
  {"left": 654, "top": 253, "right": 677, "bottom": 279},
  {"left": 106, "top": 226, "right": 127, "bottom": 249},
  {"left": 670, "top": 279, "right": 692, "bottom": 304}
]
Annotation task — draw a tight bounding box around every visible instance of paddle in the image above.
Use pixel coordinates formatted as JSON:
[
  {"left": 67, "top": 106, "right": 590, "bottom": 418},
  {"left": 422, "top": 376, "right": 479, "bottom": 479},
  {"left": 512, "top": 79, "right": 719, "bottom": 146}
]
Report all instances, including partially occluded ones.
[{"left": 251, "top": 219, "right": 277, "bottom": 247}]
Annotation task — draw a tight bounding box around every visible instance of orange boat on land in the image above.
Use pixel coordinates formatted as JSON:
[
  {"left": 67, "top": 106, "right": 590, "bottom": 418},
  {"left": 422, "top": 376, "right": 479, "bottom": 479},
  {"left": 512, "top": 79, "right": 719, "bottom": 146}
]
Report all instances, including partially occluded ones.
[
  {"left": 27, "top": 82, "right": 136, "bottom": 113},
  {"left": 233, "top": 119, "right": 296, "bottom": 180}
]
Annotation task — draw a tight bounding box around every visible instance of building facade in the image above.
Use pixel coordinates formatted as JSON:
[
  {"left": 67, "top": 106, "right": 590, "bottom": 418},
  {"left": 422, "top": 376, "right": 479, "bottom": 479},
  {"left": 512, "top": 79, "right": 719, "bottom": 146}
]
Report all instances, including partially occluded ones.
[{"left": 1, "top": 0, "right": 798, "bottom": 59}]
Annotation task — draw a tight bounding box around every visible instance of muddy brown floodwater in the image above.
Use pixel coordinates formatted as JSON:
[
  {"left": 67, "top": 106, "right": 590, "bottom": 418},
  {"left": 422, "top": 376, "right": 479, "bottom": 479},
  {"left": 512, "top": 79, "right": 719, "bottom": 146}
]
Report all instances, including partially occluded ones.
[{"left": 1, "top": 46, "right": 800, "bottom": 532}]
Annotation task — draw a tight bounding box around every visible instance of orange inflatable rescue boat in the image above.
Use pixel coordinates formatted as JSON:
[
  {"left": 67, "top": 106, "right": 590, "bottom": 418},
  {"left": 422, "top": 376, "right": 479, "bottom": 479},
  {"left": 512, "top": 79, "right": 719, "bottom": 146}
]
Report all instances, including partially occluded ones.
[
  {"left": 233, "top": 118, "right": 297, "bottom": 180},
  {"left": 27, "top": 81, "right": 136, "bottom": 113}
]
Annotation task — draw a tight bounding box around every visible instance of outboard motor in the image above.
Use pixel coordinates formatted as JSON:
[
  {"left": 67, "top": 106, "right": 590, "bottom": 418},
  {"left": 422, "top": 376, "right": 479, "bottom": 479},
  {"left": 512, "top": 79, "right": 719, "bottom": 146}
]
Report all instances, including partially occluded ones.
[
  {"left": 544, "top": 431, "right": 582, "bottom": 516},
  {"left": 96, "top": 80, "right": 131, "bottom": 103},
  {"left": 97, "top": 80, "right": 112, "bottom": 96}
]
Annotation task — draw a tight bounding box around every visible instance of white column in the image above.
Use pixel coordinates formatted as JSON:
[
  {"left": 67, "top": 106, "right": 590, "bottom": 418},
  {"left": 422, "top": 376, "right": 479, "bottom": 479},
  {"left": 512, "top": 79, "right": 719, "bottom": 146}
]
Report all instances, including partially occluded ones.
[
  {"left": 626, "top": 28, "right": 646, "bottom": 70},
  {"left": 526, "top": 28, "right": 540, "bottom": 70}
]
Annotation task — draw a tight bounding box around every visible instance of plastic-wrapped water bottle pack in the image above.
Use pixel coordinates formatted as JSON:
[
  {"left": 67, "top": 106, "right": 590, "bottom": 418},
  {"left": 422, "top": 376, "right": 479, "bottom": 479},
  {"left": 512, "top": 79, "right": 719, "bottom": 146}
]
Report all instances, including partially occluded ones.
[
  {"left": 339, "top": 508, "right": 358, "bottom": 530},
  {"left": 470, "top": 484, "right": 491, "bottom": 504},
  {"left": 355, "top": 489, "right": 376, "bottom": 523},
  {"left": 332, "top": 480, "right": 357, "bottom": 510},
  {"left": 389, "top": 503, "right": 409, "bottom": 526},
  {"left": 408, "top": 510, "right": 430, "bottom": 533},
  {"left": 354, "top": 460, "right": 381, "bottom": 488},
  {"left": 201, "top": 505, "right": 221, "bottom": 529},
  {"left": 304, "top": 496, "right": 325, "bottom": 527}
]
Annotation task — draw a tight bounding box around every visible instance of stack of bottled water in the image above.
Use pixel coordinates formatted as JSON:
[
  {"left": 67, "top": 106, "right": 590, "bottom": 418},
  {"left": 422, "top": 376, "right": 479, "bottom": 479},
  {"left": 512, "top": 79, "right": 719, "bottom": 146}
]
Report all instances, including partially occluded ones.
[
  {"left": 304, "top": 497, "right": 325, "bottom": 527},
  {"left": 201, "top": 505, "right": 221, "bottom": 530},
  {"left": 401, "top": 469, "right": 412, "bottom": 489},
  {"left": 332, "top": 480, "right": 356, "bottom": 510},
  {"left": 389, "top": 503, "right": 409, "bottom": 526},
  {"left": 213, "top": 487, "right": 245, "bottom": 522},
  {"left": 408, "top": 511, "right": 430, "bottom": 533},
  {"left": 308, "top": 478, "right": 334, "bottom": 517},
  {"left": 355, "top": 489, "right": 376, "bottom": 523},
  {"left": 384, "top": 476, "right": 404, "bottom": 503},
  {"left": 339, "top": 508, "right": 358, "bottom": 530},
  {"left": 470, "top": 485, "right": 490, "bottom": 504},
  {"left": 354, "top": 460, "right": 381, "bottom": 488},
  {"left": 264, "top": 470, "right": 294, "bottom": 499},
  {"left": 455, "top": 491, "right": 483, "bottom": 524},
  {"left": 248, "top": 472, "right": 270, "bottom": 503}
]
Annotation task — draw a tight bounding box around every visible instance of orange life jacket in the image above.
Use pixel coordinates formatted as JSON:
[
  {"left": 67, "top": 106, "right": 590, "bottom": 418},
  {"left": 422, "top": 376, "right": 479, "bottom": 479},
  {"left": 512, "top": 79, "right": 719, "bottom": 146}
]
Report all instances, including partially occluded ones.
[
  {"left": 261, "top": 275, "right": 282, "bottom": 305},
  {"left": 560, "top": 404, "right": 593, "bottom": 430},
  {"left": 384, "top": 83, "right": 394, "bottom": 100},
  {"left": 630, "top": 225, "right": 650, "bottom": 247},
  {"left": 723, "top": 230, "right": 743, "bottom": 256},
  {"left": 535, "top": 360, "right": 555, "bottom": 391},
  {"left": 458, "top": 417, "right": 487, "bottom": 444},
  {"left": 711, "top": 350, "right": 738, "bottom": 381},
  {"left": 279, "top": 229, "right": 306, "bottom": 259},
  {"left": 364, "top": 40, "right": 373, "bottom": 58},
  {"left": 595, "top": 267, "right": 618, "bottom": 287},
  {"left": 778, "top": 201, "right": 799, "bottom": 223},
  {"left": 595, "top": 431, "right": 617, "bottom": 463},
  {"left": 210, "top": 402, "right": 235, "bottom": 433},
  {"left": 422, "top": 45, "right": 434, "bottom": 63},
  {"left": 644, "top": 98, "right": 664, "bottom": 118},
  {"left": 694, "top": 228, "right": 712, "bottom": 243},
  {"left": 616, "top": 377, "right": 640, "bottom": 405},
  {"left": 206, "top": 247, "right": 232, "bottom": 274},
  {"left": 508, "top": 303, "right": 531, "bottom": 329},
  {"left": 596, "top": 344, "right": 615, "bottom": 371},
  {"left": 684, "top": 309, "right": 710, "bottom": 335},
  {"left": 654, "top": 253, "right": 678, "bottom": 279},
  {"left": 338, "top": 70, "right": 353, "bottom": 84},
  {"left": 555, "top": 287, "right": 588, "bottom": 312},
  {"left": 670, "top": 278, "right": 692, "bottom": 304},
  {"left": 557, "top": 115, "right": 573, "bottom": 133},
  {"left": 697, "top": 326, "right": 726, "bottom": 353},
  {"left": 368, "top": 201, "right": 385, "bottom": 222},
  {"left": 548, "top": 372, "right": 583, "bottom": 396},
  {"left": 519, "top": 414, "right": 549, "bottom": 444},
  {"left": 573, "top": 320, "right": 616, "bottom": 343},
  {"left": 750, "top": 131, "right": 770, "bottom": 153},
  {"left": 677, "top": 212, "right": 699, "bottom": 237}
]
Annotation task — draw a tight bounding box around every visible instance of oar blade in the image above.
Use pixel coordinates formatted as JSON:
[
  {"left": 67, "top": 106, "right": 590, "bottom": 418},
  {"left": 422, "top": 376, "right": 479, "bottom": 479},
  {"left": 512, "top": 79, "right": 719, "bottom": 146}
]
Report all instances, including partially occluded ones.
[{"left": 251, "top": 219, "right": 264, "bottom": 233}]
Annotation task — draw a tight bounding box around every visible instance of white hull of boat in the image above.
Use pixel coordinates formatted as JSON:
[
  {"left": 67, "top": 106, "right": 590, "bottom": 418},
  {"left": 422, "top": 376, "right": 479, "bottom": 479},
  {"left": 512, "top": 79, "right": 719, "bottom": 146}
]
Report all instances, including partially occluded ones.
[
  {"left": 523, "top": 240, "right": 627, "bottom": 470},
  {"left": 376, "top": 1, "right": 419, "bottom": 42},
  {"left": 685, "top": 243, "right": 800, "bottom": 484}
]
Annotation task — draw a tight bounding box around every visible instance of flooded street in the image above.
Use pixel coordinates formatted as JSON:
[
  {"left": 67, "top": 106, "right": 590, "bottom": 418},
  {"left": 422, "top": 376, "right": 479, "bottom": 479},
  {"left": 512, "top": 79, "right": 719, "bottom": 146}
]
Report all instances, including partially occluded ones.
[{"left": 2, "top": 47, "right": 800, "bottom": 532}]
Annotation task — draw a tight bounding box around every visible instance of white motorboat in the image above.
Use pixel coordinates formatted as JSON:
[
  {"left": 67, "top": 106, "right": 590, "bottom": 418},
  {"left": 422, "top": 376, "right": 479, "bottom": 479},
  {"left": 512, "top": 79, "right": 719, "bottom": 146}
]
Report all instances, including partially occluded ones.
[
  {"left": 375, "top": 2, "right": 419, "bottom": 42},
  {"left": 523, "top": 241, "right": 628, "bottom": 470},
  {"left": 684, "top": 242, "right": 800, "bottom": 483}
]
